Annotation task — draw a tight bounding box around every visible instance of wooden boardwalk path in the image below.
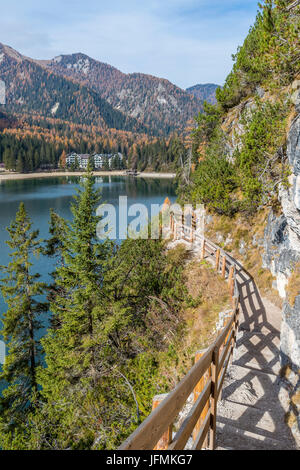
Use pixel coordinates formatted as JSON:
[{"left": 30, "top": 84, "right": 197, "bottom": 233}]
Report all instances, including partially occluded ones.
[
  {"left": 215, "top": 257, "right": 296, "bottom": 449},
  {"left": 120, "top": 210, "right": 297, "bottom": 450}
]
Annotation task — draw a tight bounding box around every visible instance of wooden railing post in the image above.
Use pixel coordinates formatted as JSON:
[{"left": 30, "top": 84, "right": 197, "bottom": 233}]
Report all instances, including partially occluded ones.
[
  {"left": 215, "top": 249, "right": 220, "bottom": 272},
  {"left": 201, "top": 239, "right": 206, "bottom": 260},
  {"left": 209, "top": 347, "right": 219, "bottom": 450},
  {"left": 230, "top": 267, "right": 236, "bottom": 298},
  {"left": 232, "top": 304, "right": 239, "bottom": 354},
  {"left": 228, "top": 266, "right": 234, "bottom": 295},
  {"left": 221, "top": 256, "right": 226, "bottom": 279},
  {"left": 152, "top": 394, "right": 173, "bottom": 450},
  {"left": 193, "top": 350, "right": 211, "bottom": 448}
]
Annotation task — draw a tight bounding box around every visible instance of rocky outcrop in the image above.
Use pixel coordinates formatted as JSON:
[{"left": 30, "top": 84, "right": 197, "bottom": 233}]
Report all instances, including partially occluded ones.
[
  {"left": 263, "top": 83, "right": 300, "bottom": 369},
  {"left": 222, "top": 80, "right": 300, "bottom": 370}
]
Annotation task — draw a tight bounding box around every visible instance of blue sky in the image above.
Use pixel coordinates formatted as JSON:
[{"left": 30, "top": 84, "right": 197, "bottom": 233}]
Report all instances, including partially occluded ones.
[{"left": 0, "top": 0, "right": 259, "bottom": 88}]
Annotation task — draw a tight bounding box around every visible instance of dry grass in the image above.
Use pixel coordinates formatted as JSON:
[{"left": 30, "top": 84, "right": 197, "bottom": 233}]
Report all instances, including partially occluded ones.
[
  {"left": 286, "top": 262, "right": 300, "bottom": 307},
  {"left": 156, "top": 245, "right": 232, "bottom": 389},
  {"left": 180, "top": 254, "right": 231, "bottom": 355},
  {"left": 205, "top": 209, "right": 282, "bottom": 308}
]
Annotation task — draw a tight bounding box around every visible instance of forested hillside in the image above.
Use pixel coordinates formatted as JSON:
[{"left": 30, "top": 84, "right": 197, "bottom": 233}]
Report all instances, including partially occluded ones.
[
  {"left": 0, "top": 43, "right": 204, "bottom": 172},
  {"left": 186, "top": 83, "right": 219, "bottom": 104},
  {"left": 0, "top": 44, "right": 144, "bottom": 133},
  {"left": 0, "top": 113, "right": 189, "bottom": 172},
  {"left": 42, "top": 53, "right": 203, "bottom": 135}
]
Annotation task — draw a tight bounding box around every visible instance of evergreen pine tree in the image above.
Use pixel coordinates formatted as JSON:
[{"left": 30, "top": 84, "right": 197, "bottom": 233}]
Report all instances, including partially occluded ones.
[
  {"left": 0, "top": 203, "right": 48, "bottom": 444},
  {"left": 39, "top": 163, "right": 113, "bottom": 399}
]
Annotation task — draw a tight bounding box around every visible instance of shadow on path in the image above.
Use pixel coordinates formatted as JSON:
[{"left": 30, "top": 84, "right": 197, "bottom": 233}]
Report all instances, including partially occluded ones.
[{"left": 214, "top": 252, "right": 296, "bottom": 449}]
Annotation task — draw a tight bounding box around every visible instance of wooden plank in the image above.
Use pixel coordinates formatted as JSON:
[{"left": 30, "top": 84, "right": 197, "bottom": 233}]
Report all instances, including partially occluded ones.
[
  {"left": 152, "top": 395, "right": 172, "bottom": 450},
  {"left": 215, "top": 249, "right": 220, "bottom": 272},
  {"left": 192, "top": 410, "right": 211, "bottom": 450},
  {"left": 169, "top": 379, "right": 211, "bottom": 450},
  {"left": 192, "top": 351, "right": 211, "bottom": 444},
  {"left": 201, "top": 239, "right": 206, "bottom": 260},
  {"left": 209, "top": 347, "right": 219, "bottom": 450},
  {"left": 230, "top": 277, "right": 235, "bottom": 298},
  {"left": 214, "top": 313, "right": 234, "bottom": 350},
  {"left": 228, "top": 266, "right": 235, "bottom": 298},
  {"left": 229, "top": 306, "right": 239, "bottom": 366},
  {"left": 218, "top": 329, "right": 234, "bottom": 374},
  {"left": 228, "top": 266, "right": 234, "bottom": 287},
  {"left": 233, "top": 307, "right": 240, "bottom": 350},
  {"left": 119, "top": 347, "right": 213, "bottom": 450},
  {"left": 204, "top": 238, "right": 219, "bottom": 252},
  {"left": 221, "top": 256, "right": 226, "bottom": 278}
]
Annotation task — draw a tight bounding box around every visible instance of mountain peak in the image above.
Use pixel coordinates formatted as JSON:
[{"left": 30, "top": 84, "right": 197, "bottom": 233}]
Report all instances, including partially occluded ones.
[
  {"left": 186, "top": 83, "right": 219, "bottom": 104},
  {"left": 0, "top": 42, "right": 207, "bottom": 135},
  {"left": 50, "top": 53, "right": 92, "bottom": 75},
  {"left": 0, "top": 43, "right": 25, "bottom": 62}
]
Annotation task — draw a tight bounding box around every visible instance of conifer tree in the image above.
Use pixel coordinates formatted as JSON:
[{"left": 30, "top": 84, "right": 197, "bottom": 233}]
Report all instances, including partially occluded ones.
[
  {"left": 44, "top": 209, "right": 69, "bottom": 329},
  {"left": 39, "top": 164, "right": 113, "bottom": 399},
  {"left": 0, "top": 203, "right": 48, "bottom": 442}
]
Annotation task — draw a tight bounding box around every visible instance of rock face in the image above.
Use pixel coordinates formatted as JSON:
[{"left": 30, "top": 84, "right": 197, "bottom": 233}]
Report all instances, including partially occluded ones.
[
  {"left": 222, "top": 80, "right": 300, "bottom": 369},
  {"left": 263, "top": 84, "right": 300, "bottom": 369}
]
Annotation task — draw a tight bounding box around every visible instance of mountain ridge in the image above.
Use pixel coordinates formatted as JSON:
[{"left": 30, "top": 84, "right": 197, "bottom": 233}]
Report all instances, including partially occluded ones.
[
  {"left": 0, "top": 43, "right": 146, "bottom": 133},
  {"left": 186, "top": 83, "right": 219, "bottom": 104},
  {"left": 40, "top": 51, "right": 204, "bottom": 134},
  {"left": 0, "top": 43, "right": 218, "bottom": 135}
]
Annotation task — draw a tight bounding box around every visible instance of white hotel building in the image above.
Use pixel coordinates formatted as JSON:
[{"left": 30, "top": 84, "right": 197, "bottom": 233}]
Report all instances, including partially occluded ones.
[{"left": 66, "top": 153, "right": 123, "bottom": 169}]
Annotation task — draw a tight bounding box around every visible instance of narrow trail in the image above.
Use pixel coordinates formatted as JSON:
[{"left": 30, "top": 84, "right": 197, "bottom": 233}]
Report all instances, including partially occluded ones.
[
  {"left": 216, "top": 256, "right": 296, "bottom": 450},
  {"left": 170, "top": 236, "right": 296, "bottom": 450}
]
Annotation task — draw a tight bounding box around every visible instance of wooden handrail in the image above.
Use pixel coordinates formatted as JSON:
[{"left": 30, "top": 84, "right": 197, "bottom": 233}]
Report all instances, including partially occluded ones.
[{"left": 119, "top": 211, "right": 240, "bottom": 451}]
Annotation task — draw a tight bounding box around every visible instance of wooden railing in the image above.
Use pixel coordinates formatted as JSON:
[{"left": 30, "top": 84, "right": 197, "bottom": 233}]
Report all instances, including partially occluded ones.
[{"left": 119, "top": 211, "right": 240, "bottom": 451}]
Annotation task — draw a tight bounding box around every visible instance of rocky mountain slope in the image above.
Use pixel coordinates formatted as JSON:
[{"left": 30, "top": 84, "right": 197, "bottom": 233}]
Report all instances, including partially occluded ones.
[
  {"left": 39, "top": 52, "right": 203, "bottom": 134},
  {"left": 221, "top": 79, "right": 300, "bottom": 369},
  {"left": 0, "top": 43, "right": 145, "bottom": 133},
  {"left": 186, "top": 83, "right": 219, "bottom": 104}
]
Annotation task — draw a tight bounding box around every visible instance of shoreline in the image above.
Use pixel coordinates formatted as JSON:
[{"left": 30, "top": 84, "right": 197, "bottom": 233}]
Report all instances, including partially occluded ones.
[{"left": 0, "top": 171, "right": 176, "bottom": 182}]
